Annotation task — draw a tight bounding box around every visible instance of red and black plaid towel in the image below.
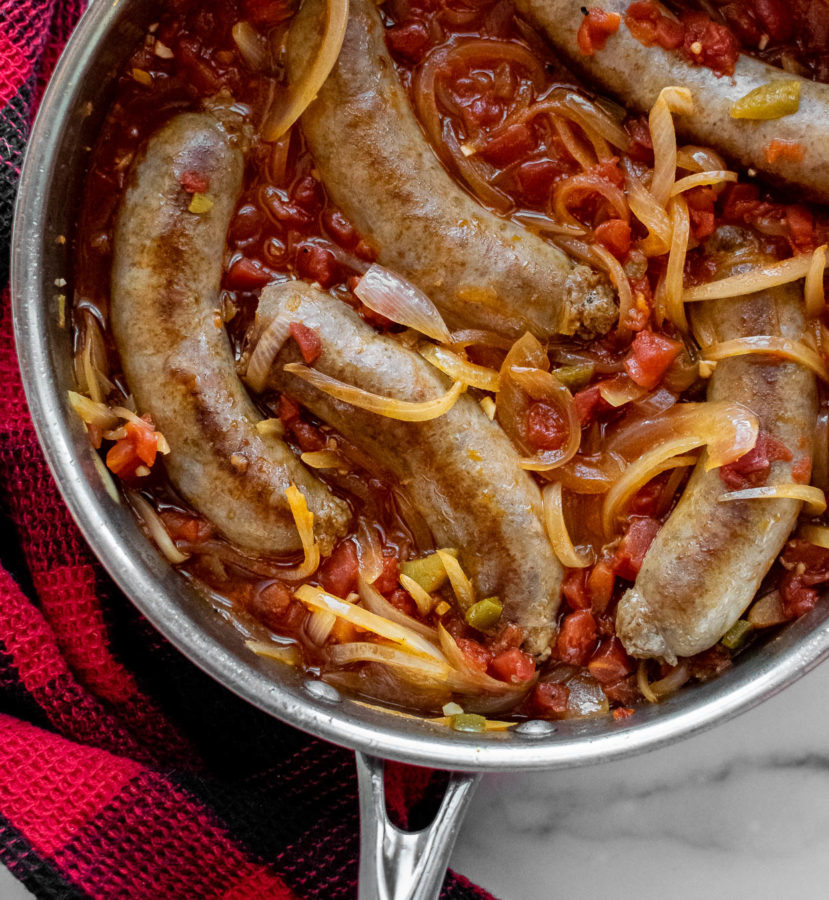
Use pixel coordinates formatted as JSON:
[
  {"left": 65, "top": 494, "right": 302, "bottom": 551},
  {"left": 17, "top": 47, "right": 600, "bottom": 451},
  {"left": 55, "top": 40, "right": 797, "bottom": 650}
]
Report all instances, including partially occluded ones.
[{"left": 0, "top": 2, "right": 493, "bottom": 897}]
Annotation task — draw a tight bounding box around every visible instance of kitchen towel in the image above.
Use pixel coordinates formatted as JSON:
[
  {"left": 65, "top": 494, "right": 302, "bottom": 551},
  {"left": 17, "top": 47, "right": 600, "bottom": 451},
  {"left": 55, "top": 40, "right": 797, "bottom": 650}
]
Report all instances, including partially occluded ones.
[{"left": 0, "top": 1, "right": 492, "bottom": 897}]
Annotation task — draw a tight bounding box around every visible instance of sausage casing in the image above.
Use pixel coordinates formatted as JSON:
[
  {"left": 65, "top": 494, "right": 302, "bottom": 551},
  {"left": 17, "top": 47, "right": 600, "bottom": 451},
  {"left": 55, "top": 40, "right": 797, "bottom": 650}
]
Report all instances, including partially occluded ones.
[
  {"left": 254, "top": 281, "right": 562, "bottom": 654},
  {"left": 616, "top": 229, "right": 818, "bottom": 662},
  {"left": 111, "top": 113, "right": 349, "bottom": 555},
  {"left": 287, "top": 0, "right": 617, "bottom": 339}
]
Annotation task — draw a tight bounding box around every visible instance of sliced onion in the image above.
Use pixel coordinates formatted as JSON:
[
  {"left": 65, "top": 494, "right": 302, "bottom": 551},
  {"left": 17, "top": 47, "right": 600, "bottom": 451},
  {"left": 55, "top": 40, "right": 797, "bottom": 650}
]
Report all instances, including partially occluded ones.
[
  {"left": 683, "top": 250, "right": 827, "bottom": 302},
  {"left": 637, "top": 660, "right": 659, "bottom": 703},
  {"left": 513, "top": 208, "right": 588, "bottom": 238},
  {"left": 263, "top": 0, "right": 349, "bottom": 141},
  {"left": 799, "top": 524, "right": 829, "bottom": 549},
  {"left": 669, "top": 170, "right": 738, "bottom": 195},
  {"left": 294, "top": 584, "right": 447, "bottom": 662},
  {"left": 622, "top": 160, "right": 672, "bottom": 256},
  {"left": 496, "top": 333, "right": 580, "bottom": 472},
  {"left": 602, "top": 449, "right": 697, "bottom": 536},
  {"left": 300, "top": 450, "right": 342, "bottom": 469},
  {"left": 420, "top": 343, "right": 500, "bottom": 391},
  {"left": 438, "top": 625, "right": 532, "bottom": 696},
  {"left": 283, "top": 363, "right": 464, "bottom": 421},
  {"left": 805, "top": 244, "right": 827, "bottom": 317},
  {"left": 246, "top": 640, "right": 301, "bottom": 666},
  {"left": 68, "top": 391, "right": 119, "bottom": 429},
  {"left": 649, "top": 86, "right": 695, "bottom": 208},
  {"left": 719, "top": 484, "right": 827, "bottom": 515},
  {"left": 356, "top": 520, "right": 384, "bottom": 585},
  {"left": 553, "top": 174, "right": 629, "bottom": 228},
  {"left": 676, "top": 145, "right": 727, "bottom": 173},
  {"left": 591, "top": 244, "right": 634, "bottom": 331},
  {"left": 245, "top": 307, "right": 293, "bottom": 393},
  {"left": 359, "top": 576, "right": 438, "bottom": 640},
  {"left": 747, "top": 590, "right": 788, "bottom": 628},
  {"left": 650, "top": 662, "right": 690, "bottom": 699},
  {"left": 307, "top": 608, "right": 337, "bottom": 645},
  {"left": 328, "top": 641, "right": 451, "bottom": 680},
  {"left": 278, "top": 484, "right": 320, "bottom": 581},
  {"left": 354, "top": 264, "right": 451, "bottom": 342},
  {"left": 542, "top": 482, "right": 592, "bottom": 567},
  {"left": 664, "top": 195, "right": 690, "bottom": 331},
  {"left": 399, "top": 573, "right": 435, "bottom": 616},
  {"left": 597, "top": 375, "right": 647, "bottom": 408},
  {"left": 232, "top": 21, "right": 268, "bottom": 71},
  {"left": 437, "top": 549, "right": 475, "bottom": 611},
  {"left": 129, "top": 492, "right": 189, "bottom": 564},
  {"left": 479, "top": 396, "right": 496, "bottom": 420},
  {"left": 701, "top": 336, "right": 829, "bottom": 382}
]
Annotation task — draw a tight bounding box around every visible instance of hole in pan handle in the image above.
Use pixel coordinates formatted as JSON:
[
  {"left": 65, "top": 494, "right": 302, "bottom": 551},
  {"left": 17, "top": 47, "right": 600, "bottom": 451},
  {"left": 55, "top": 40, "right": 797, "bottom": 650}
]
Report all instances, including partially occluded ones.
[{"left": 356, "top": 752, "right": 482, "bottom": 900}]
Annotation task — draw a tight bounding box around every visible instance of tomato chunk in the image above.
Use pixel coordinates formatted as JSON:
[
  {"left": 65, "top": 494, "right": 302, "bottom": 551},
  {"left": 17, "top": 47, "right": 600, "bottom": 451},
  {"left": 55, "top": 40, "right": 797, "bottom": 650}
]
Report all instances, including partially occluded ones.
[
  {"left": 719, "top": 430, "right": 792, "bottom": 490},
  {"left": 457, "top": 637, "right": 494, "bottom": 673},
  {"left": 319, "top": 540, "right": 359, "bottom": 598},
  {"left": 289, "top": 322, "right": 323, "bottom": 364},
  {"left": 613, "top": 516, "right": 661, "bottom": 580},
  {"left": 226, "top": 257, "right": 275, "bottom": 291},
  {"left": 556, "top": 610, "right": 597, "bottom": 666},
  {"left": 681, "top": 11, "right": 740, "bottom": 77},
  {"left": 577, "top": 8, "right": 621, "bottom": 55},
  {"left": 374, "top": 555, "right": 400, "bottom": 595},
  {"left": 532, "top": 682, "right": 570, "bottom": 717},
  {"left": 625, "top": 0, "right": 684, "bottom": 49},
  {"left": 180, "top": 171, "right": 209, "bottom": 193},
  {"left": 489, "top": 647, "right": 536, "bottom": 683},
  {"left": 586, "top": 560, "right": 615, "bottom": 615},
  {"left": 623, "top": 330, "right": 682, "bottom": 390},
  {"left": 594, "top": 219, "right": 632, "bottom": 258},
  {"left": 525, "top": 400, "right": 567, "bottom": 452},
  {"left": 386, "top": 20, "right": 430, "bottom": 61},
  {"left": 588, "top": 637, "right": 634, "bottom": 685},
  {"left": 779, "top": 540, "right": 829, "bottom": 619}
]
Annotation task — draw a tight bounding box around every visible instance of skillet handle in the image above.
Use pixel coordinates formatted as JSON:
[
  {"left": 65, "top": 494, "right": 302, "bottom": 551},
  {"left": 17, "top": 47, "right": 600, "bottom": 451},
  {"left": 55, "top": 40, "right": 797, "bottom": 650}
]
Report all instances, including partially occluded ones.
[{"left": 356, "top": 752, "right": 481, "bottom": 900}]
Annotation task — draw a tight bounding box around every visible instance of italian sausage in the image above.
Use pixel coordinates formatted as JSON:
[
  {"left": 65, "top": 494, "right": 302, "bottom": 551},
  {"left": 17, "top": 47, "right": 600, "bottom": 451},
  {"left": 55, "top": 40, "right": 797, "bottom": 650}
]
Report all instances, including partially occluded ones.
[
  {"left": 514, "top": 0, "right": 829, "bottom": 203},
  {"left": 111, "top": 112, "right": 349, "bottom": 556},
  {"left": 616, "top": 227, "right": 818, "bottom": 663},
  {"left": 286, "top": 0, "right": 617, "bottom": 339},
  {"left": 253, "top": 281, "right": 562, "bottom": 654}
]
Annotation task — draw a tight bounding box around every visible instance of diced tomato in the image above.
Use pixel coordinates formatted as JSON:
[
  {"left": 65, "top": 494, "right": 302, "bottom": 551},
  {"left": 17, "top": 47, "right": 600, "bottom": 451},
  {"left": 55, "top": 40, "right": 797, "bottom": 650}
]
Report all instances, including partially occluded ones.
[
  {"left": 296, "top": 244, "right": 339, "bottom": 288},
  {"left": 626, "top": 115, "right": 654, "bottom": 164},
  {"left": 625, "top": 0, "right": 685, "bottom": 49},
  {"left": 226, "top": 257, "right": 275, "bottom": 291},
  {"left": 106, "top": 417, "right": 159, "bottom": 478},
  {"left": 161, "top": 510, "right": 213, "bottom": 544},
  {"left": 573, "top": 384, "right": 604, "bottom": 425},
  {"left": 179, "top": 171, "right": 209, "bottom": 193},
  {"left": 786, "top": 204, "right": 815, "bottom": 253},
  {"left": 623, "top": 330, "right": 682, "bottom": 390},
  {"left": 586, "top": 560, "right": 615, "bottom": 614},
  {"left": 319, "top": 540, "right": 360, "bottom": 597},
  {"left": 685, "top": 186, "right": 717, "bottom": 241},
  {"left": 719, "top": 430, "right": 792, "bottom": 490},
  {"left": 387, "top": 587, "right": 418, "bottom": 617},
  {"left": 720, "top": 183, "right": 766, "bottom": 224},
  {"left": 588, "top": 636, "right": 634, "bottom": 684},
  {"left": 515, "top": 159, "right": 562, "bottom": 202},
  {"left": 489, "top": 647, "right": 536, "bottom": 683},
  {"left": 556, "top": 609, "right": 598, "bottom": 666},
  {"left": 386, "top": 20, "right": 430, "bottom": 61},
  {"left": 592, "top": 157, "right": 625, "bottom": 188},
  {"left": 765, "top": 139, "right": 806, "bottom": 165},
  {"left": 243, "top": 0, "right": 296, "bottom": 28},
  {"left": 561, "top": 567, "right": 590, "bottom": 610},
  {"left": 779, "top": 539, "right": 829, "bottom": 619},
  {"left": 681, "top": 11, "right": 740, "bottom": 76},
  {"left": 754, "top": 0, "right": 794, "bottom": 41},
  {"left": 278, "top": 394, "right": 301, "bottom": 427},
  {"left": 330, "top": 617, "right": 358, "bottom": 644},
  {"left": 613, "top": 706, "right": 635, "bottom": 720},
  {"left": 603, "top": 673, "right": 640, "bottom": 705},
  {"left": 479, "top": 123, "right": 536, "bottom": 167},
  {"left": 289, "top": 322, "right": 323, "bottom": 364},
  {"left": 374, "top": 555, "right": 400, "bottom": 595},
  {"left": 127, "top": 419, "right": 158, "bottom": 467},
  {"left": 525, "top": 400, "right": 567, "bottom": 452},
  {"left": 577, "top": 8, "right": 621, "bottom": 55},
  {"left": 532, "top": 681, "right": 570, "bottom": 717},
  {"left": 106, "top": 439, "right": 138, "bottom": 478},
  {"left": 457, "top": 637, "right": 493, "bottom": 672},
  {"left": 248, "top": 580, "right": 293, "bottom": 631},
  {"left": 594, "top": 219, "right": 631, "bottom": 258},
  {"left": 291, "top": 420, "right": 326, "bottom": 452},
  {"left": 613, "top": 516, "right": 660, "bottom": 580}
]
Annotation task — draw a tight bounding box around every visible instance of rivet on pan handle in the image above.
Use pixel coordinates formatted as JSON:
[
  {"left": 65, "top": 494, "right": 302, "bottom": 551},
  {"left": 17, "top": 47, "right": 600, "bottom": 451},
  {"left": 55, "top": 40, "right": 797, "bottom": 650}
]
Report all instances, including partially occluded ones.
[{"left": 356, "top": 752, "right": 481, "bottom": 900}]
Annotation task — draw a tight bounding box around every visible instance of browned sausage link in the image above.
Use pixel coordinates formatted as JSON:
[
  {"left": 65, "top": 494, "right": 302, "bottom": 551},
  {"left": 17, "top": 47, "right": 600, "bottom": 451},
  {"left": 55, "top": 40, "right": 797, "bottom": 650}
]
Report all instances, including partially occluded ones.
[
  {"left": 111, "top": 113, "right": 350, "bottom": 555},
  {"left": 514, "top": 0, "right": 829, "bottom": 203},
  {"left": 253, "top": 281, "right": 562, "bottom": 654},
  {"left": 286, "top": 0, "right": 617, "bottom": 339},
  {"left": 616, "top": 228, "right": 818, "bottom": 663}
]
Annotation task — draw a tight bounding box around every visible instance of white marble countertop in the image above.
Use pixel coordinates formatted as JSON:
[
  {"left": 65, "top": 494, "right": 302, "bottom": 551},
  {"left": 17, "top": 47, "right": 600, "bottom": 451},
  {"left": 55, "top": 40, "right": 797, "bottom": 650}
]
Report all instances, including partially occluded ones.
[{"left": 4, "top": 658, "right": 829, "bottom": 899}]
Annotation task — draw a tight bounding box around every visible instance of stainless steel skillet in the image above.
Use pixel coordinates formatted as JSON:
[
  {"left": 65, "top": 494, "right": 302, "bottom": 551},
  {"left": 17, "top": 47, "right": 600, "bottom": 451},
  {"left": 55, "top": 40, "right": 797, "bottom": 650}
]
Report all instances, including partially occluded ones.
[{"left": 11, "top": 1, "right": 829, "bottom": 896}]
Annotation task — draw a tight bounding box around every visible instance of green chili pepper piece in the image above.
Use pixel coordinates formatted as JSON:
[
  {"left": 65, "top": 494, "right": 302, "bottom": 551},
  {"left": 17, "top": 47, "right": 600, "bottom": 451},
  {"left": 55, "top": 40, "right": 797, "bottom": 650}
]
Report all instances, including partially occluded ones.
[
  {"left": 553, "top": 362, "right": 595, "bottom": 390},
  {"left": 400, "top": 548, "right": 458, "bottom": 593},
  {"left": 451, "top": 713, "right": 487, "bottom": 733},
  {"left": 721, "top": 619, "right": 754, "bottom": 650},
  {"left": 465, "top": 597, "right": 503, "bottom": 631},
  {"left": 731, "top": 81, "right": 801, "bottom": 120}
]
